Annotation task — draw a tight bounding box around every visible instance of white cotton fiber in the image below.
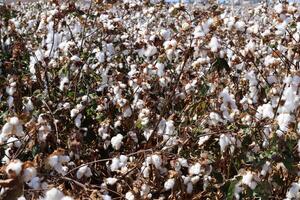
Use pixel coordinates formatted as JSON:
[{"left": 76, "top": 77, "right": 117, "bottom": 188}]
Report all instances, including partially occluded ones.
[{"left": 164, "top": 178, "right": 175, "bottom": 191}]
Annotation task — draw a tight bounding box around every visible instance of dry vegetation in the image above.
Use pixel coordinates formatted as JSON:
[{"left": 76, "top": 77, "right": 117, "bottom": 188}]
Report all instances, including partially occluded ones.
[{"left": 0, "top": 0, "right": 300, "bottom": 199}]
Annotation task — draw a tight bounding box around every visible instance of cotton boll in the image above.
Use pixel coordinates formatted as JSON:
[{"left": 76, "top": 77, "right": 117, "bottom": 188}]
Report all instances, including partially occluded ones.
[
  {"left": 110, "top": 158, "right": 120, "bottom": 172},
  {"left": 96, "top": 51, "right": 105, "bottom": 63},
  {"left": 286, "top": 182, "right": 300, "bottom": 199},
  {"left": 261, "top": 161, "right": 271, "bottom": 177},
  {"left": 219, "top": 134, "right": 231, "bottom": 152},
  {"left": 59, "top": 77, "right": 69, "bottom": 91},
  {"left": 144, "top": 45, "right": 157, "bottom": 57},
  {"left": 61, "top": 197, "right": 74, "bottom": 200},
  {"left": 198, "top": 135, "right": 210, "bottom": 146},
  {"left": 17, "top": 196, "right": 26, "bottom": 200},
  {"left": 242, "top": 171, "right": 257, "bottom": 190},
  {"left": 209, "top": 36, "right": 219, "bottom": 52},
  {"left": 111, "top": 134, "right": 123, "bottom": 150},
  {"left": 235, "top": 21, "right": 246, "bottom": 32},
  {"left": 2, "top": 123, "right": 13, "bottom": 136},
  {"left": 23, "top": 166, "right": 37, "bottom": 182},
  {"left": 6, "top": 159, "right": 23, "bottom": 178},
  {"left": 74, "top": 113, "right": 82, "bottom": 128},
  {"left": 277, "top": 113, "right": 292, "bottom": 132},
  {"left": 76, "top": 165, "right": 92, "bottom": 179},
  {"left": 189, "top": 163, "right": 201, "bottom": 175},
  {"left": 27, "top": 177, "right": 41, "bottom": 189},
  {"left": 164, "top": 178, "right": 175, "bottom": 191},
  {"left": 187, "top": 182, "right": 193, "bottom": 194},
  {"left": 274, "top": 3, "right": 283, "bottom": 14},
  {"left": 125, "top": 191, "right": 135, "bottom": 200},
  {"left": 70, "top": 109, "right": 79, "bottom": 118},
  {"left": 7, "top": 137, "right": 22, "bottom": 148},
  {"left": 156, "top": 63, "right": 165, "bottom": 77},
  {"left": 48, "top": 155, "right": 59, "bottom": 168},
  {"left": 102, "top": 195, "right": 112, "bottom": 200},
  {"left": 43, "top": 188, "right": 64, "bottom": 200},
  {"left": 149, "top": 155, "right": 161, "bottom": 169},
  {"left": 256, "top": 104, "right": 274, "bottom": 119},
  {"left": 106, "top": 177, "right": 118, "bottom": 185}
]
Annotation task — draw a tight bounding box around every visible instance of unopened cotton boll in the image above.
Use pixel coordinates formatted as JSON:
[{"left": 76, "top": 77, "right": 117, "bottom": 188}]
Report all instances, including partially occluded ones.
[{"left": 111, "top": 134, "right": 123, "bottom": 150}]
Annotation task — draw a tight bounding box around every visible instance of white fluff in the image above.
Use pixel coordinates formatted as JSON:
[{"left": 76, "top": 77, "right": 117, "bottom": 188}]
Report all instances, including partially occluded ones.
[
  {"left": 188, "top": 163, "right": 201, "bottom": 175},
  {"left": 106, "top": 177, "right": 118, "bottom": 185},
  {"left": 23, "top": 167, "right": 37, "bottom": 182},
  {"left": 286, "top": 182, "right": 300, "bottom": 199},
  {"left": 111, "top": 134, "right": 123, "bottom": 150},
  {"left": 261, "top": 161, "right": 271, "bottom": 177},
  {"left": 219, "top": 134, "right": 231, "bottom": 152},
  {"left": 164, "top": 178, "right": 175, "bottom": 191},
  {"left": 6, "top": 159, "right": 23, "bottom": 177},
  {"left": 76, "top": 165, "right": 92, "bottom": 179},
  {"left": 144, "top": 45, "right": 157, "bottom": 57},
  {"left": 125, "top": 191, "right": 135, "bottom": 200},
  {"left": 242, "top": 171, "right": 257, "bottom": 190},
  {"left": 256, "top": 104, "right": 274, "bottom": 119},
  {"left": 151, "top": 155, "right": 162, "bottom": 169},
  {"left": 43, "top": 188, "right": 64, "bottom": 200},
  {"left": 209, "top": 36, "right": 219, "bottom": 52}
]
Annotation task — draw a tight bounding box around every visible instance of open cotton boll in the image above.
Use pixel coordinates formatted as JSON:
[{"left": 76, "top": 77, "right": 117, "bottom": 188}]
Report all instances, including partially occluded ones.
[
  {"left": 48, "top": 155, "right": 59, "bottom": 168},
  {"left": 261, "top": 161, "right": 271, "bottom": 177},
  {"left": 164, "top": 178, "right": 175, "bottom": 191},
  {"left": 43, "top": 188, "right": 64, "bottom": 200},
  {"left": 242, "top": 171, "right": 257, "bottom": 190},
  {"left": 188, "top": 163, "right": 201, "bottom": 175},
  {"left": 209, "top": 36, "right": 219, "bottom": 52},
  {"left": 95, "top": 51, "right": 105, "bottom": 63},
  {"left": 59, "top": 77, "right": 69, "bottom": 91},
  {"left": 277, "top": 113, "right": 292, "bottom": 132},
  {"left": 151, "top": 155, "right": 162, "bottom": 169},
  {"left": 23, "top": 166, "right": 37, "bottom": 182},
  {"left": 6, "top": 159, "right": 23, "bottom": 178},
  {"left": 125, "top": 191, "right": 135, "bottom": 200},
  {"left": 111, "top": 134, "right": 123, "bottom": 150},
  {"left": 76, "top": 165, "right": 92, "bottom": 179},
  {"left": 256, "top": 104, "right": 274, "bottom": 119},
  {"left": 7, "top": 137, "right": 22, "bottom": 148},
  {"left": 102, "top": 195, "right": 112, "bottom": 200},
  {"left": 2, "top": 122, "right": 13, "bottom": 136},
  {"left": 274, "top": 3, "right": 283, "bottom": 14},
  {"left": 106, "top": 177, "right": 118, "bottom": 185},
  {"left": 27, "top": 177, "right": 41, "bottom": 189},
  {"left": 286, "top": 182, "right": 300, "bottom": 199},
  {"left": 17, "top": 196, "right": 26, "bottom": 200},
  {"left": 235, "top": 21, "right": 246, "bottom": 32},
  {"left": 144, "top": 45, "right": 157, "bottom": 57},
  {"left": 61, "top": 197, "right": 74, "bottom": 200},
  {"left": 219, "top": 134, "right": 231, "bottom": 152}
]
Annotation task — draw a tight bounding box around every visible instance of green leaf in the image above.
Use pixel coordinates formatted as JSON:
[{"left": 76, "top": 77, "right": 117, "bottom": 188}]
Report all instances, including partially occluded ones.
[{"left": 227, "top": 177, "right": 241, "bottom": 200}]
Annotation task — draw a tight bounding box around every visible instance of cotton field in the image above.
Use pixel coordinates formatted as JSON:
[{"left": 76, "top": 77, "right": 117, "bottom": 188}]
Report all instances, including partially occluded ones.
[{"left": 0, "top": 0, "right": 300, "bottom": 199}]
